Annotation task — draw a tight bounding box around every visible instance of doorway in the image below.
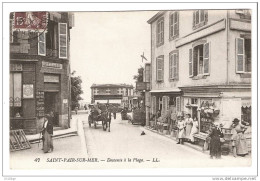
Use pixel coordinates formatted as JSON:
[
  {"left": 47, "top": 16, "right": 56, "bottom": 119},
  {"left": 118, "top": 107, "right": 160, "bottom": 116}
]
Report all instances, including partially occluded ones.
[{"left": 44, "top": 92, "right": 59, "bottom": 126}]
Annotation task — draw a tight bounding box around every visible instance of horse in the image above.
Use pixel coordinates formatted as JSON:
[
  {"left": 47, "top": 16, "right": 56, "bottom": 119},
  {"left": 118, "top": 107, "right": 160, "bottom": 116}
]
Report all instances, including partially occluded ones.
[{"left": 102, "top": 110, "right": 111, "bottom": 132}]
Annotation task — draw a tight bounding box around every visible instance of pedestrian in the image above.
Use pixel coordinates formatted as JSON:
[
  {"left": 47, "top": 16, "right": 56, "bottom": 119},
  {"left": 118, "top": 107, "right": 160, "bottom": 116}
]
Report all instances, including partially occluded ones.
[
  {"left": 208, "top": 122, "right": 224, "bottom": 159},
  {"left": 177, "top": 116, "right": 186, "bottom": 144},
  {"left": 41, "top": 110, "right": 54, "bottom": 153},
  {"left": 84, "top": 104, "right": 87, "bottom": 110},
  {"left": 113, "top": 106, "right": 117, "bottom": 120},
  {"left": 230, "top": 118, "right": 249, "bottom": 157},
  {"left": 189, "top": 117, "right": 199, "bottom": 144},
  {"left": 185, "top": 113, "right": 193, "bottom": 142},
  {"left": 75, "top": 106, "right": 78, "bottom": 114}
]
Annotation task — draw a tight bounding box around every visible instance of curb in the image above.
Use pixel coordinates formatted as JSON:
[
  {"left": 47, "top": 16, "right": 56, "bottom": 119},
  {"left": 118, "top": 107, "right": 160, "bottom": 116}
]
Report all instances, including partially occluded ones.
[{"left": 28, "top": 131, "right": 78, "bottom": 143}]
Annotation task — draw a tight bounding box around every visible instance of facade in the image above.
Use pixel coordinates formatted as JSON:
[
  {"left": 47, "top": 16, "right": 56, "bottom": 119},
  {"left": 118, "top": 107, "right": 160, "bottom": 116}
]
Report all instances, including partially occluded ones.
[
  {"left": 10, "top": 12, "right": 74, "bottom": 134},
  {"left": 147, "top": 10, "right": 251, "bottom": 147},
  {"left": 91, "top": 84, "right": 134, "bottom": 108}
]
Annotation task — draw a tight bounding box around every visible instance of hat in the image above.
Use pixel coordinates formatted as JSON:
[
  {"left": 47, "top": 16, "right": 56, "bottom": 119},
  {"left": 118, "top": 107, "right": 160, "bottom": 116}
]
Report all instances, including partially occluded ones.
[{"left": 233, "top": 118, "right": 240, "bottom": 123}]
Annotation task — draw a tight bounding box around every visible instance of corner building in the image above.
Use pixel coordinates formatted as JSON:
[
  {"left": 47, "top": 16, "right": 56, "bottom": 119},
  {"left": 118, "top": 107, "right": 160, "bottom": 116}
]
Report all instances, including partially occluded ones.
[
  {"left": 10, "top": 12, "right": 74, "bottom": 134},
  {"left": 147, "top": 10, "right": 251, "bottom": 149}
]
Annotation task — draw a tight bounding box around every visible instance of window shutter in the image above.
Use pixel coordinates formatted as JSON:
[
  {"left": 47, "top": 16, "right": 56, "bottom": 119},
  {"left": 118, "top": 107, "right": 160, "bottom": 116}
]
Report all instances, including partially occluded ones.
[
  {"left": 203, "top": 42, "right": 210, "bottom": 75},
  {"left": 236, "top": 38, "right": 245, "bottom": 73},
  {"left": 59, "top": 23, "right": 67, "bottom": 59},
  {"left": 189, "top": 49, "right": 193, "bottom": 77},
  {"left": 205, "top": 10, "right": 208, "bottom": 23},
  {"left": 193, "top": 11, "right": 195, "bottom": 28},
  {"left": 176, "top": 11, "right": 179, "bottom": 36},
  {"left": 169, "top": 13, "right": 173, "bottom": 38},
  {"left": 200, "top": 10, "right": 205, "bottom": 22},
  {"left": 169, "top": 54, "right": 173, "bottom": 79},
  {"left": 166, "top": 96, "right": 170, "bottom": 111},
  {"left": 157, "top": 57, "right": 164, "bottom": 81},
  {"left": 157, "top": 23, "right": 159, "bottom": 45},
  {"left": 38, "top": 32, "right": 46, "bottom": 56},
  {"left": 176, "top": 97, "right": 180, "bottom": 112},
  {"left": 161, "top": 20, "right": 164, "bottom": 43},
  {"left": 174, "top": 11, "right": 179, "bottom": 36},
  {"left": 173, "top": 53, "right": 178, "bottom": 79}
]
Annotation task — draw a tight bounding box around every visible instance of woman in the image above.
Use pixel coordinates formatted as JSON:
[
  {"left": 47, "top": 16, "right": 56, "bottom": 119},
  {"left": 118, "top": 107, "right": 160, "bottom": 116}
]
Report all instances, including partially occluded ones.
[
  {"left": 177, "top": 116, "right": 186, "bottom": 145},
  {"left": 189, "top": 117, "right": 199, "bottom": 144},
  {"left": 41, "top": 111, "right": 54, "bottom": 153},
  {"left": 185, "top": 114, "right": 193, "bottom": 142},
  {"left": 208, "top": 122, "right": 224, "bottom": 159},
  {"left": 231, "top": 118, "right": 248, "bottom": 157}
]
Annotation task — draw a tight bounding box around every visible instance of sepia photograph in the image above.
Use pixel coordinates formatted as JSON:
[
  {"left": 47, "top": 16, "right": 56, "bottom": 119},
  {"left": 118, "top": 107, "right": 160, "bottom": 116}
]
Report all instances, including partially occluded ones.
[{"left": 1, "top": 1, "right": 258, "bottom": 180}]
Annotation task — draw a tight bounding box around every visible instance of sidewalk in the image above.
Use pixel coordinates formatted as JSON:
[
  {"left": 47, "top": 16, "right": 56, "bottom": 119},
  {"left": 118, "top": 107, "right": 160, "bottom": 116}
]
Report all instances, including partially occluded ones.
[
  {"left": 141, "top": 126, "right": 251, "bottom": 160},
  {"left": 26, "top": 116, "right": 78, "bottom": 143}
]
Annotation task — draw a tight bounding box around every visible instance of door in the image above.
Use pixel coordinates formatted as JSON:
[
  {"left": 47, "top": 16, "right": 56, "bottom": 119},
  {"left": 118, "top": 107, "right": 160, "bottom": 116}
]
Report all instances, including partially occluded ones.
[{"left": 44, "top": 92, "right": 59, "bottom": 126}]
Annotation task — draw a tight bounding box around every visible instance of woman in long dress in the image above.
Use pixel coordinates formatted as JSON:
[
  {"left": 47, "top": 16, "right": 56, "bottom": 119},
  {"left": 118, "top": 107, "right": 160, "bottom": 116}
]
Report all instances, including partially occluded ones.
[
  {"left": 231, "top": 118, "right": 248, "bottom": 157},
  {"left": 189, "top": 117, "right": 199, "bottom": 144},
  {"left": 177, "top": 117, "right": 186, "bottom": 144},
  {"left": 185, "top": 114, "right": 193, "bottom": 142},
  {"left": 208, "top": 122, "right": 224, "bottom": 159}
]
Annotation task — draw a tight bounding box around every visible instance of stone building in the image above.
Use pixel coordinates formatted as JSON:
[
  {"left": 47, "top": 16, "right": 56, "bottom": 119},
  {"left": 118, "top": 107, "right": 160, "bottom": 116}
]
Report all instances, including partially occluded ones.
[
  {"left": 10, "top": 12, "right": 74, "bottom": 134},
  {"left": 147, "top": 10, "right": 251, "bottom": 148}
]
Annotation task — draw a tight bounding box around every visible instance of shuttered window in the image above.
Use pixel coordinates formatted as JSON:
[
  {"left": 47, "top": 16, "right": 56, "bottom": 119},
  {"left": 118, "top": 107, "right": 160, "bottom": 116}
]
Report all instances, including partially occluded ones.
[
  {"left": 156, "top": 56, "right": 164, "bottom": 81},
  {"left": 169, "top": 52, "right": 178, "bottom": 80},
  {"left": 189, "top": 49, "right": 193, "bottom": 77},
  {"left": 38, "top": 32, "right": 46, "bottom": 56},
  {"left": 169, "top": 11, "right": 179, "bottom": 39},
  {"left": 157, "top": 18, "right": 164, "bottom": 46},
  {"left": 193, "top": 10, "right": 208, "bottom": 29},
  {"left": 203, "top": 42, "right": 210, "bottom": 75},
  {"left": 59, "top": 23, "right": 67, "bottom": 59},
  {"left": 236, "top": 38, "right": 245, "bottom": 73}
]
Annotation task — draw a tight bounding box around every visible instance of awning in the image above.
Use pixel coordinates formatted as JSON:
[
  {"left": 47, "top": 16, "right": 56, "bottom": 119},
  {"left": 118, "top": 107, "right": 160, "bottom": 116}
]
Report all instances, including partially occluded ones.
[
  {"left": 150, "top": 89, "right": 181, "bottom": 95},
  {"left": 242, "top": 99, "right": 251, "bottom": 108}
]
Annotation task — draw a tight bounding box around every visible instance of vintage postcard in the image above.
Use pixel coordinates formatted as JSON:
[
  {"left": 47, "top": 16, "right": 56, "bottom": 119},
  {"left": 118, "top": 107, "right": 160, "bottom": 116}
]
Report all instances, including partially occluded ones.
[{"left": 2, "top": 2, "right": 258, "bottom": 180}]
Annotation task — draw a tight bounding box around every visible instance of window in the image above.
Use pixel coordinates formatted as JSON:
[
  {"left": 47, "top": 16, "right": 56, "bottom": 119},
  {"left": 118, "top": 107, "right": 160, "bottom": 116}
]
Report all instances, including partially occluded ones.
[
  {"left": 157, "top": 18, "right": 164, "bottom": 46},
  {"left": 169, "top": 52, "right": 178, "bottom": 80},
  {"left": 169, "top": 11, "right": 179, "bottom": 39},
  {"left": 10, "top": 73, "right": 22, "bottom": 117},
  {"left": 189, "top": 42, "right": 210, "bottom": 77},
  {"left": 156, "top": 56, "right": 164, "bottom": 81},
  {"left": 193, "top": 10, "right": 208, "bottom": 29},
  {"left": 59, "top": 23, "right": 67, "bottom": 59},
  {"left": 94, "top": 88, "right": 99, "bottom": 95},
  {"left": 38, "top": 32, "right": 46, "bottom": 56},
  {"left": 105, "top": 89, "right": 110, "bottom": 94},
  {"left": 199, "top": 99, "right": 212, "bottom": 134},
  {"left": 236, "top": 38, "right": 251, "bottom": 73},
  {"left": 117, "top": 88, "right": 123, "bottom": 95}
]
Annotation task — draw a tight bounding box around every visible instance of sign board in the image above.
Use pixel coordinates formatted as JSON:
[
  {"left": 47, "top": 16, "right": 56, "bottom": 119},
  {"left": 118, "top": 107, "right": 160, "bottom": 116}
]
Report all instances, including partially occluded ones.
[
  {"left": 44, "top": 75, "right": 59, "bottom": 83},
  {"left": 13, "top": 12, "right": 48, "bottom": 32},
  {"left": 42, "top": 61, "right": 62, "bottom": 69},
  {"left": 23, "top": 84, "right": 34, "bottom": 98},
  {"left": 136, "top": 82, "right": 150, "bottom": 91},
  {"left": 36, "top": 91, "right": 45, "bottom": 117}
]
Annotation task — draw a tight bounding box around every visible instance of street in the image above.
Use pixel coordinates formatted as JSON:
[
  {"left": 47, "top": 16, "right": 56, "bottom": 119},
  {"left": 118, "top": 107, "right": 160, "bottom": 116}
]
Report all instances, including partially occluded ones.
[
  {"left": 9, "top": 112, "right": 251, "bottom": 170},
  {"left": 82, "top": 112, "right": 252, "bottom": 169}
]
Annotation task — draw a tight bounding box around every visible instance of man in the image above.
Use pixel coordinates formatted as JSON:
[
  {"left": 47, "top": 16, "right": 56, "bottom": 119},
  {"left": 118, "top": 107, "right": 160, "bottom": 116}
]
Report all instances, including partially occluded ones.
[{"left": 41, "top": 111, "right": 54, "bottom": 153}]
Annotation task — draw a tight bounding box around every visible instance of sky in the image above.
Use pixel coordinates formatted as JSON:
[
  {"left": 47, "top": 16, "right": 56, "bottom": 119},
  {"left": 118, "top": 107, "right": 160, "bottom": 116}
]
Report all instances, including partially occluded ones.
[{"left": 70, "top": 11, "right": 157, "bottom": 102}]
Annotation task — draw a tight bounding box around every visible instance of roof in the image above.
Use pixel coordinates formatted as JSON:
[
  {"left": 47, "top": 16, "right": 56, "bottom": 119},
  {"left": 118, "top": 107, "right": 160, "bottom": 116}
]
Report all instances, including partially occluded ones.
[
  {"left": 91, "top": 83, "right": 134, "bottom": 89},
  {"left": 147, "top": 11, "right": 165, "bottom": 24}
]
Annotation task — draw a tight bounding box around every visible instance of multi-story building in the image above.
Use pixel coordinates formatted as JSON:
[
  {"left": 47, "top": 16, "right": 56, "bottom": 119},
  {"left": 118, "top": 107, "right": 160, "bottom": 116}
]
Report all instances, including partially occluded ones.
[
  {"left": 90, "top": 83, "right": 134, "bottom": 108},
  {"left": 10, "top": 12, "right": 74, "bottom": 134},
  {"left": 147, "top": 10, "right": 251, "bottom": 146}
]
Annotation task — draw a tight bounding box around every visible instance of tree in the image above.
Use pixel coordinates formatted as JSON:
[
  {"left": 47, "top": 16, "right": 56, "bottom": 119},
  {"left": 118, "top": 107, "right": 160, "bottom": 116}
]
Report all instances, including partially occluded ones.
[
  {"left": 133, "top": 66, "right": 144, "bottom": 83},
  {"left": 71, "top": 71, "right": 83, "bottom": 110}
]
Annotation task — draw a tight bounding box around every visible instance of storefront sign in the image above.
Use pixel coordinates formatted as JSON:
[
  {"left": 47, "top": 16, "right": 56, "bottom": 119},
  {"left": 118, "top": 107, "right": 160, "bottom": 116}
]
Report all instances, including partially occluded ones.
[
  {"left": 23, "top": 84, "right": 34, "bottom": 98},
  {"left": 136, "top": 82, "right": 150, "bottom": 91},
  {"left": 13, "top": 12, "right": 48, "bottom": 32},
  {"left": 36, "top": 91, "right": 45, "bottom": 117},
  {"left": 44, "top": 75, "right": 59, "bottom": 83},
  {"left": 42, "top": 61, "right": 62, "bottom": 69},
  {"left": 10, "top": 64, "right": 23, "bottom": 71}
]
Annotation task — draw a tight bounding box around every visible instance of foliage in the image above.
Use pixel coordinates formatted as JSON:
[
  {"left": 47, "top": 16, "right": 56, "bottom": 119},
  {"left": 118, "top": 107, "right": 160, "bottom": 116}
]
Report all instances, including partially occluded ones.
[
  {"left": 133, "top": 66, "right": 144, "bottom": 83},
  {"left": 71, "top": 71, "right": 83, "bottom": 110}
]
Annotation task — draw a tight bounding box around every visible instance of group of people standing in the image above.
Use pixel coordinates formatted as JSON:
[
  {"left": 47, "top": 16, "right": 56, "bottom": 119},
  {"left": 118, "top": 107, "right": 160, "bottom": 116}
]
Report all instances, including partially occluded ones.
[{"left": 176, "top": 113, "right": 199, "bottom": 145}]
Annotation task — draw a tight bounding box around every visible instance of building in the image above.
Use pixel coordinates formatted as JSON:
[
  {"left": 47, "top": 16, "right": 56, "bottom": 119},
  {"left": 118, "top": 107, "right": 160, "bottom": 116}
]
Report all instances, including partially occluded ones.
[
  {"left": 10, "top": 12, "right": 74, "bottom": 134},
  {"left": 90, "top": 84, "right": 134, "bottom": 108},
  {"left": 147, "top": 10, "right": 251, "bottom": 147}
]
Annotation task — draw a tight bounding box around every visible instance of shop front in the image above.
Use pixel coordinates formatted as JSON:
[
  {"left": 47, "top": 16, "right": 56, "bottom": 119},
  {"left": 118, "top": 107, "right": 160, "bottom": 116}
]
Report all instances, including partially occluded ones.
[{"left": 181, "top": 85, "right": 251, "bottom": 153}]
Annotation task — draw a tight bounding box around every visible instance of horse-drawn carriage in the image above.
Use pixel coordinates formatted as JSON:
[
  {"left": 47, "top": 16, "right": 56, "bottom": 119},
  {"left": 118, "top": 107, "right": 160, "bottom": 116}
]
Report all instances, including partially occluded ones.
[{"left": 88, "top": 104, "right": 111, "bottom": 132}]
